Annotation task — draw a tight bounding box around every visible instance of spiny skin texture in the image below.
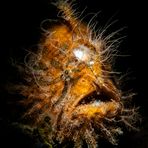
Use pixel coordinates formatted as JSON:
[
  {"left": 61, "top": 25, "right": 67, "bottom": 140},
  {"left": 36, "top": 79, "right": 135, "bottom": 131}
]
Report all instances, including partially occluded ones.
[{"left": 10, "top": 1, "right": 139, "bottom": 147}]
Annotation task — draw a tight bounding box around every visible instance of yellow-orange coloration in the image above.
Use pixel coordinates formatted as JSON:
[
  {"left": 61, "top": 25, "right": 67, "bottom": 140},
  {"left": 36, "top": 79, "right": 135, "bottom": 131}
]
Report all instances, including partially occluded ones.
[{"left": 10, "top": 0, "right": 139, "bottom": 147}]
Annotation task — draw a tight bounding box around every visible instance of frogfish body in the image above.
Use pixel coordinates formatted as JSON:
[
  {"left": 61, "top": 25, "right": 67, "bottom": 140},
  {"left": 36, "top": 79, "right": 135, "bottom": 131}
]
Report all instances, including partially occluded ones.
[{"left": 9, "top": 1, "right": 139, "bottom": 147}]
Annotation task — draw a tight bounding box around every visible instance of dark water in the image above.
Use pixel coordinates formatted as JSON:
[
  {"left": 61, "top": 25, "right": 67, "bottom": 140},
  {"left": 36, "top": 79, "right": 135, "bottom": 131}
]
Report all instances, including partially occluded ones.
[{"left": 0, "top": 0, "right": 147, "bottom": 147}]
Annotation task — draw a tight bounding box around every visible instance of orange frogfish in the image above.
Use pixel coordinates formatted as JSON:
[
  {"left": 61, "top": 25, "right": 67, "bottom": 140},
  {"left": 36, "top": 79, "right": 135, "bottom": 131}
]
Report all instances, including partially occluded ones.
[{"left": 9, "top": 0, "right": 139, "bottom": 147}]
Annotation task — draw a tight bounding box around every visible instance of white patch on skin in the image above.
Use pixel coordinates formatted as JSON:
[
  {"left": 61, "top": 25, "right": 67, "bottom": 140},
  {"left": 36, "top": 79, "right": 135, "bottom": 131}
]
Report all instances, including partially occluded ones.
[
  {"left": 73, "top": 50, "right": 84, "bottom": 60},
  {"left": 73, "top": 45, "right": 91, "bottom": 62}
]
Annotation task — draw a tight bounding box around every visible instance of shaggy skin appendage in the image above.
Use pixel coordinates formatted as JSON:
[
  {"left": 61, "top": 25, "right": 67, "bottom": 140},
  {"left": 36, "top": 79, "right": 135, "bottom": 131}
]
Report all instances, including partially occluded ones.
[{"left": 8, "top": 1, "right": 140, "bottom": 147}]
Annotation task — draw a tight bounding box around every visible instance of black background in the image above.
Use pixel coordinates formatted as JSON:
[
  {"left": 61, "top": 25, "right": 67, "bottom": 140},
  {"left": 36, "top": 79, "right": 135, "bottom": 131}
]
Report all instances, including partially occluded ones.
[{"left": 0, "top": 0, "right": 148, "bottom": 147}]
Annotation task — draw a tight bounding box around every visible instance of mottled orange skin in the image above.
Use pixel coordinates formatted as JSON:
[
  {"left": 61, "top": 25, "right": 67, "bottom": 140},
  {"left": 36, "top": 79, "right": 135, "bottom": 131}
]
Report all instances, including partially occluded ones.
[
  {"left": 10, "top": 1, "right": 139, "bottom": 147},
  {"left": 39, "top": 23, "right": 121, "bottom": 120}
]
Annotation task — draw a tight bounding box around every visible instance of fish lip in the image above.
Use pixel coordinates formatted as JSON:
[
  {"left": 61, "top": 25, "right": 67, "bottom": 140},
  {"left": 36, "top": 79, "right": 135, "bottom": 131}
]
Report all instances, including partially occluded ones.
[
  {"left": 71, "top": 88, "right": 121, "bottom": 120},
  {"left": 61, "top": 81, "right": 121, "bottom": 120}
]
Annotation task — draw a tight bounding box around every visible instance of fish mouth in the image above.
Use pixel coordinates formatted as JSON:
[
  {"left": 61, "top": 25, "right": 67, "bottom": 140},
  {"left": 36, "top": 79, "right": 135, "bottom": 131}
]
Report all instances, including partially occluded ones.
[
  {"left": 77, "top": 82, "right": 120, "bottom": 106},
  {"left": 72, "top": 83, "right": 121, "bottom": 119},
  {"left": 77, "top": 90, "right": 111, "bottom": 106}
]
